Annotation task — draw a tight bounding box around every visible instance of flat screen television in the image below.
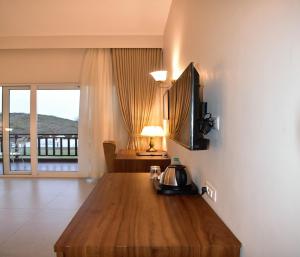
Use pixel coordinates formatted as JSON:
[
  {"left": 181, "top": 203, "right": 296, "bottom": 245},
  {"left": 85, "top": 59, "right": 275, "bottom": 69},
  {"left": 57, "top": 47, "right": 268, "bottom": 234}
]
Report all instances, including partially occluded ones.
[{"left": 168, "top": 62, "right": 209, "bottom": 150}]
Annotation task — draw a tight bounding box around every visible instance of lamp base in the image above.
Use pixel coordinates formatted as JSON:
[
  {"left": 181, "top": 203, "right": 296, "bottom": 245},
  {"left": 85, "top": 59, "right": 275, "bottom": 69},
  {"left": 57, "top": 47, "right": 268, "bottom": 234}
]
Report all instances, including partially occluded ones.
[
  {"left": 146, "top": 147, "right": 157, "bottom": 152},
  {"left": 146, "top": 137, "right": 157, "bottom": 152}
]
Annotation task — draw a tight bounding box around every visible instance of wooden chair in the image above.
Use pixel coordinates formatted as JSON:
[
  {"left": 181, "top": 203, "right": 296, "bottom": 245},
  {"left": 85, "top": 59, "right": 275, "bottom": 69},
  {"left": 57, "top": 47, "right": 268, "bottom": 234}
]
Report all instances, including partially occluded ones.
[{"left": 103, "top": 141, "right": 116, "bottom": 172}]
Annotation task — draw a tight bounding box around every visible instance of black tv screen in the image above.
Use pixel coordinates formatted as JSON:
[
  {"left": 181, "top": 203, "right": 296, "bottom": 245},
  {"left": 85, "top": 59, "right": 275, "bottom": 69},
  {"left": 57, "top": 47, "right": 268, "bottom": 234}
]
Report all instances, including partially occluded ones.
[{"left": 168, "top": 63, "right": 209, "bottom": 150}]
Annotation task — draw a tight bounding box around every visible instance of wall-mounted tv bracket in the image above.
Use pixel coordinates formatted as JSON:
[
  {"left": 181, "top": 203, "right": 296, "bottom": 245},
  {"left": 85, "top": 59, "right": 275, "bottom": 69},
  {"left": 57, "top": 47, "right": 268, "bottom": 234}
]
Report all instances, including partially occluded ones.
[{"left": 199, "top": 113, "right": 215, "bottom": 135}]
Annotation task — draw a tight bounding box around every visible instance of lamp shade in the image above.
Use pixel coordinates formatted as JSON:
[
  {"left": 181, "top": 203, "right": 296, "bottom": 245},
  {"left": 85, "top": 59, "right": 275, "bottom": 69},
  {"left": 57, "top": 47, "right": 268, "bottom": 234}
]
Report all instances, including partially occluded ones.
[
  {"left": 141, "top": 126, "right": 164, "bottom": 137},
  {"left": 149, "top": 71, "right": 167, "bottom": 82}
]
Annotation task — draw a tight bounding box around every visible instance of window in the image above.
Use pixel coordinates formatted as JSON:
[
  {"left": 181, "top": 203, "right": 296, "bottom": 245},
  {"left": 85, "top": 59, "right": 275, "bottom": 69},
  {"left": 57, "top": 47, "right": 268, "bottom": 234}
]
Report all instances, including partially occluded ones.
[
  {"left": 0, "top": 85, "right": 81, "bottom": 176},
  {"left": 37, "top": 89, "right": 80, "bottom": 172}
]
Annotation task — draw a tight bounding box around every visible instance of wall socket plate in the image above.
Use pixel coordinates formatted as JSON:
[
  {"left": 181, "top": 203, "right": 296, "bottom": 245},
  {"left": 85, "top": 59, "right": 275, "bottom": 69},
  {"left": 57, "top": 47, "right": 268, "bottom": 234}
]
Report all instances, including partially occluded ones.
[
  {"left": 205, "top": 181, "right": 217, "bottom": 202},
  {"left": 213, "top": 116, "right": 220, "bottom": 131}
]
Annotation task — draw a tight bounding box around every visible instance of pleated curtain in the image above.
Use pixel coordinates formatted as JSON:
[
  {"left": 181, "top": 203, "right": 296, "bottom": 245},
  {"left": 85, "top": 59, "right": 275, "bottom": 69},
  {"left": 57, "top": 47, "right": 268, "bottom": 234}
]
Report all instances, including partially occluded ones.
[{"left": 111, "top": 48, "right": 162, "bottom": 150}]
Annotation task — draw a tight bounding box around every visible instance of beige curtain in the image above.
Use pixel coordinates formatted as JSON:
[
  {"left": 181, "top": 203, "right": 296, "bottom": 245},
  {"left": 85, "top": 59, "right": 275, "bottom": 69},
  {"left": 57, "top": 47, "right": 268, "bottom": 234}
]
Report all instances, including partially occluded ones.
[
  {"left": 111, "top": 48, "right": 162, "bottom": 150},
  {"left": 169, "top": 69, "right": 191, "bottom": 138},
  {"left": 79, "top": 49, "right": 116, "bottom": 179}
]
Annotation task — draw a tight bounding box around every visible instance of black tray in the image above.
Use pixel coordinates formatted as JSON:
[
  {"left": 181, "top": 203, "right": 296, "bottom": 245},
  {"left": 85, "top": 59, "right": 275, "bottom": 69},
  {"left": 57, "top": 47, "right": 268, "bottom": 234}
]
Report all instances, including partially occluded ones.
[{"left": 153, "top": 179, "right": 198, "bottom": 195}]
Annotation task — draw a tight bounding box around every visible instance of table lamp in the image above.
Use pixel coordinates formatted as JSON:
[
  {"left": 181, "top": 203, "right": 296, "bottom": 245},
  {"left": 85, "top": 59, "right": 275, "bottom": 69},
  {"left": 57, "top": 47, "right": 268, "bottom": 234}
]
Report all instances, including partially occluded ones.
[{"left": 141, "top": 126, "right": 164, "bottom": 152}]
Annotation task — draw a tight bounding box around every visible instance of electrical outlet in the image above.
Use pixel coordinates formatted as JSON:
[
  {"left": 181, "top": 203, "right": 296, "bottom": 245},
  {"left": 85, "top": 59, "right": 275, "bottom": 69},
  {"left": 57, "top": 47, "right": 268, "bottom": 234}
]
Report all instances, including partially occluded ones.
[{"left": 205, "top": 181, "right": 217, "bottom": 202}]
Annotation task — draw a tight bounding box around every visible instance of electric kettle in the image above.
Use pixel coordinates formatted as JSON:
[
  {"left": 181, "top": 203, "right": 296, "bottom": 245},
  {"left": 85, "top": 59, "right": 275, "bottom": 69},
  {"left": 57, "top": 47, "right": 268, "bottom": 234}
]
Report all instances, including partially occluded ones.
[{"left": 159, "top": 164, "right": 192, "bottom": 187}]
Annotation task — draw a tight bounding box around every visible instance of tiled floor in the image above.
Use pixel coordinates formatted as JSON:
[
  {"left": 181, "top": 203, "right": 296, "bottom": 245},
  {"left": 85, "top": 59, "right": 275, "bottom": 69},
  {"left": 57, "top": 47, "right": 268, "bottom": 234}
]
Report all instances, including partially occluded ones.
[
  {"left": 37, "top": 162, "right": 78, "bottom": 172},
  {"left": 0, "top": 178, "right": 95, "bottom": 257},
  {"left": 0, "top": 162, "right": 78, "bottom": 174}
]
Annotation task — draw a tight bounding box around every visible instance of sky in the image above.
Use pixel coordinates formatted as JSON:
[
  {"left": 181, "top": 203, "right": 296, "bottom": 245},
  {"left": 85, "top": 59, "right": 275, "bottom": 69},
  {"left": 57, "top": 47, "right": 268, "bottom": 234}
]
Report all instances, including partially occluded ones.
[{"left": 0, "top": 89, "right": 80, "bottom": 121}]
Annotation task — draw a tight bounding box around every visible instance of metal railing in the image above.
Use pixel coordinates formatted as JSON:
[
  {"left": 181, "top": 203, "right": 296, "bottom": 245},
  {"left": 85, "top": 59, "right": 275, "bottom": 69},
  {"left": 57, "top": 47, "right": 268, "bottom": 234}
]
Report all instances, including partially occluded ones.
[
  {"left": 0, "top": 134, "right": 78, "bottom": 158},
  {"left": 37, "top": 134, "right": 78, "bottom": 157}
]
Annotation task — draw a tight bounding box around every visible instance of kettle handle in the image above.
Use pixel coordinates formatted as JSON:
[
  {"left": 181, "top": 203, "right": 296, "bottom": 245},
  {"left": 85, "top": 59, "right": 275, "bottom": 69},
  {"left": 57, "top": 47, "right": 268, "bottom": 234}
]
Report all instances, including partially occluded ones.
[{"left": 175, "top": 167, "right": 187, "bottom": 187}]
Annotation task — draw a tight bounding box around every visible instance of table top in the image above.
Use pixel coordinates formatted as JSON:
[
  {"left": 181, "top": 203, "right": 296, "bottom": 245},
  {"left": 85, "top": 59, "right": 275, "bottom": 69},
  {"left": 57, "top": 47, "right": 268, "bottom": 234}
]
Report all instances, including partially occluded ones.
[
  {"left": 54, "top": 173, "right": 241, "bottom": 257},
  {"left": 116, "top": 149, "right": 170, "bottom": 160}
]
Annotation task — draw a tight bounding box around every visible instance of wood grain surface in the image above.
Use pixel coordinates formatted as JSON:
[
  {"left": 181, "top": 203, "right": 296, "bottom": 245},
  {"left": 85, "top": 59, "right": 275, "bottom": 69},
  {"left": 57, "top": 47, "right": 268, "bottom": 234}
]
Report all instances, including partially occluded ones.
[
  {"left": 114, "top": 150, "right": 171, "bottom": 172},
  {"left": 54, "top": 173, "right": 241, "bottom": 257}
]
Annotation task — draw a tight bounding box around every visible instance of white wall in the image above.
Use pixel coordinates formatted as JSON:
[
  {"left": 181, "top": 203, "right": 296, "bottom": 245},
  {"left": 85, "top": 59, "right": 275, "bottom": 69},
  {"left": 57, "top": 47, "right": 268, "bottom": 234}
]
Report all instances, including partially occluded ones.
[
  {"left": 0, "top": 49, "right": 85, "bottom": 83},
  {"left": 164, "top": 1, "right": 300, "bottom": 257}
]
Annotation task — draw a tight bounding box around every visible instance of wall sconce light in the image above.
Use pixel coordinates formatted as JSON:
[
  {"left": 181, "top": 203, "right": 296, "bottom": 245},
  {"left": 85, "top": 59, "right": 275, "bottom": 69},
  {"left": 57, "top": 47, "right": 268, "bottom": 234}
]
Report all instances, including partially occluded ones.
[
  {"left": 150, "top": 70, "right": 174, "bottom": 88},
  {"left": 150, "top": 71, "right": 167, "bottom": 82}
]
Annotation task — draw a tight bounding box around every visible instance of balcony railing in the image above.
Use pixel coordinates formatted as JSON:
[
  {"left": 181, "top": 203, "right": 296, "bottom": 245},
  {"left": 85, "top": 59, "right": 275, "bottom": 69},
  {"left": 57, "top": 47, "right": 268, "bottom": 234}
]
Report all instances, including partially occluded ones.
[
  {"left": 37, "top": 134, "right": 78, "bottom": 157},
  {"left": 0, "top": 134, "right": 78, "bottom": 160}
]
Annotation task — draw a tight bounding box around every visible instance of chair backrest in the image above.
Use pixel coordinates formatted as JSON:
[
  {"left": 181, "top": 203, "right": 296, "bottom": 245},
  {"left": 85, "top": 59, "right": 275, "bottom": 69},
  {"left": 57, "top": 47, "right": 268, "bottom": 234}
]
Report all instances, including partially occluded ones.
[{"left": 103, "top": 141, "right": 116, "bottom": 172}]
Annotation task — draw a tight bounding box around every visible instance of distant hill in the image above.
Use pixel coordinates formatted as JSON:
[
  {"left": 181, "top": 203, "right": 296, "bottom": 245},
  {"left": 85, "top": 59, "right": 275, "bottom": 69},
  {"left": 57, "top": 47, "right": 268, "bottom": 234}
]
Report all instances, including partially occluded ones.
[{"left": 7, "top": 113, "right": 78, "bottom": 134}]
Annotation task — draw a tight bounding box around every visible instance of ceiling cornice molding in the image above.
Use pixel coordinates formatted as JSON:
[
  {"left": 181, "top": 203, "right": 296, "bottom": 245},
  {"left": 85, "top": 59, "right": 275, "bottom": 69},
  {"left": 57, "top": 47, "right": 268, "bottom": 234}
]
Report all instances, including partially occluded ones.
[{"left": 0, "top": 35, "right": 163, "bottom": 49}]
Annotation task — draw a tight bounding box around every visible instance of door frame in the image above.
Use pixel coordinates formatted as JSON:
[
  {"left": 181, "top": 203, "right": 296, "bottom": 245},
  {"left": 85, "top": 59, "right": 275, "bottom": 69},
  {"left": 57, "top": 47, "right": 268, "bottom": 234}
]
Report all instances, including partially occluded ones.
[
  {"left": 1, "top": 83, "right": 85, "bottom": 178},
  {"left": 3, "top": 86, "right": 32, "bottom": 175}
]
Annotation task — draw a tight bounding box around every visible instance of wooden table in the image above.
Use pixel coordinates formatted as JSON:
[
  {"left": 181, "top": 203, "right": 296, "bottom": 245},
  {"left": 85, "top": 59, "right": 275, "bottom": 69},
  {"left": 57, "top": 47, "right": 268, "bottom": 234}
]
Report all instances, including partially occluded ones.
[
  {"left": 54, "top": 173, "right": 241, "bottom": 257},
  {"left": 114, "top": 149, "right": 171, "bottom": 172}
]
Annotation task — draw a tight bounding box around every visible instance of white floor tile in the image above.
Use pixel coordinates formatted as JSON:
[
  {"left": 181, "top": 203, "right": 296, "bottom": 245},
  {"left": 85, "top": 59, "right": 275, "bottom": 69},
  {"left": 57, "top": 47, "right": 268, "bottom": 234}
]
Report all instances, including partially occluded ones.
[{"left": 0, "top": 178, "right": 95, "bottom": 257}]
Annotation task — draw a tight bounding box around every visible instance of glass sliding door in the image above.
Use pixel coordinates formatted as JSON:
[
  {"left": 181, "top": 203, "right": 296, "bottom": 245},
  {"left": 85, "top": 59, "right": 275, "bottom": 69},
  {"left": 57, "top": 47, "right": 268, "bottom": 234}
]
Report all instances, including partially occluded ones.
[
  {"left": 9, "top": 89, "right": 31, "bottom": 172},
  {"left": 1, "top": 85, "right": 81, "bottom": 176},
  {"left": 2, "top": 88, "right": 32, "bottom": 173},
  {"left": 37, "top": 89, "right": 80, "bottom": 172}
]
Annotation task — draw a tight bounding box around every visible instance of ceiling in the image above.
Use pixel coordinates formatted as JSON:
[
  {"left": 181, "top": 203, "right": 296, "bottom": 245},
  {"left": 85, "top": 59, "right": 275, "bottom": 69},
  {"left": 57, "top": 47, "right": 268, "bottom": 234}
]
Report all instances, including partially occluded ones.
[{"left": 0, "top": 0, "right": 172, "bottom": 37}]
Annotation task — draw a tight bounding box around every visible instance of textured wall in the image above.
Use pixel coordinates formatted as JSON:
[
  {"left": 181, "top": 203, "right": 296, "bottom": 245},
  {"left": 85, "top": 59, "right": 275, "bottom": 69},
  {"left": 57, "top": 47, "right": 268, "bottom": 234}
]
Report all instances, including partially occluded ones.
[{"left": 164, "top": 1, "right": 300, "bottom": 256}]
